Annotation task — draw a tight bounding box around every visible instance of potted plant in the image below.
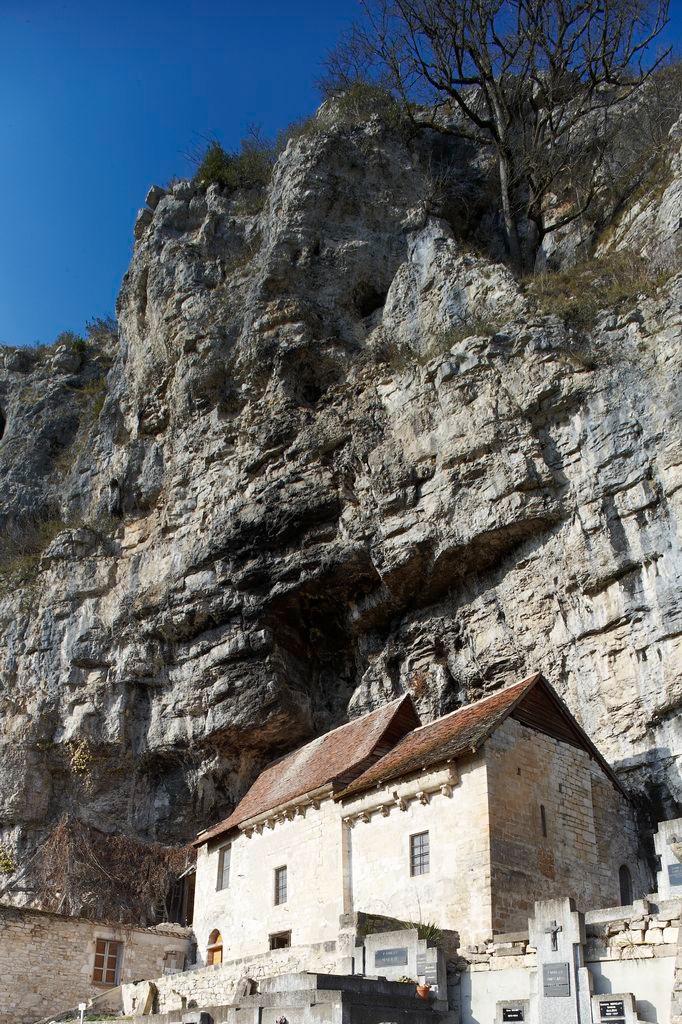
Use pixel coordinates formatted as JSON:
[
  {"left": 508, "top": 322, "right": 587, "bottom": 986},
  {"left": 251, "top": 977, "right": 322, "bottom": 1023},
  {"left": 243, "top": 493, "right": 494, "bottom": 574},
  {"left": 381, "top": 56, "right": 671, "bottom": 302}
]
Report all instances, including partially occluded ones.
[{"left": 416, "top": 982, "right": 431, "bottom": 1000}]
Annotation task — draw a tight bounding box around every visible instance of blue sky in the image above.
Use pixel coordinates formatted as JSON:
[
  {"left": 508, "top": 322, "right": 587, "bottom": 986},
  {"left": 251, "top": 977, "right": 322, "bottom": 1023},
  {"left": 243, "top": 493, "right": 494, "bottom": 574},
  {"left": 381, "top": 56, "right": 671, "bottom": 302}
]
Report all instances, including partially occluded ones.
[
  {"left": 0, "top": 1, "right": 679, "bottom": 348},
  {"left": 0, "top": 1, "right": 357, "bottom": 347}
]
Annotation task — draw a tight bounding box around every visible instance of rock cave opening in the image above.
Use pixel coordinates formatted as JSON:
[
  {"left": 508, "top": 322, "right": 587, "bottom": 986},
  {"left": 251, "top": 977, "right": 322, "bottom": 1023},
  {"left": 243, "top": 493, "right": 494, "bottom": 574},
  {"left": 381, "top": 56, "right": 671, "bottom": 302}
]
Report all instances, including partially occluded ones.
[{"left": 353, "top": 282, "right": 388, "bottom": 318}]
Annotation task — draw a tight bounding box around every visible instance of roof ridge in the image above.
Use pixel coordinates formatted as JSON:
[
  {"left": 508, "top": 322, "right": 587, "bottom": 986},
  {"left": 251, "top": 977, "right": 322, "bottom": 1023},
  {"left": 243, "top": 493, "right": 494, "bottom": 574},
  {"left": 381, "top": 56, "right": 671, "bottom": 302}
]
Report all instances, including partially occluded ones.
[
  {"left": 406, "top": 673, "right": 541, "bottom": 735},
  {"left": 194, "top": 692, "right": 418, "bottom": 847},
  {"left": 244, "top": 694, "right": 413, "bottom": 773},
  {"left": 335, "top": 673, "right": 545, "bottom": 800},
  {"left": 315, "top": 693, "right": 412, "bottom": 743}
]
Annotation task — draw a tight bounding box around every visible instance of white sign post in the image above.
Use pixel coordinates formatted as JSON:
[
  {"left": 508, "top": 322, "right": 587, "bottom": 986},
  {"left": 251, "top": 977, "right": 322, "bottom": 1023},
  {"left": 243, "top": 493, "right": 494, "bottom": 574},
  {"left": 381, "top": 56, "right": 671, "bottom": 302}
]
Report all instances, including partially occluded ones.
[{"left": 78, "top": 1002, "right": 87, "bottom": 1024}]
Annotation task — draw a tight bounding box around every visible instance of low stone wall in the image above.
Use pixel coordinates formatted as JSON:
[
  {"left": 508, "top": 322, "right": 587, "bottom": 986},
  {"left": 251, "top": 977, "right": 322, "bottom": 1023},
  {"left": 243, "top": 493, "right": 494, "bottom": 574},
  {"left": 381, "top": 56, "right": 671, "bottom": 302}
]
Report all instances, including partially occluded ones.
[
  {"left": 0, "top": 904, "right": 191, "bottom": 1024},
  {"left": 584, "top": 897, "right": 681, "bottom": 959},
  {"left": 122, "top": 939, "right": 346, "bottom": 1015},
  {"left": 122, "top": 912, "right": 426, "bottom": 1016}
]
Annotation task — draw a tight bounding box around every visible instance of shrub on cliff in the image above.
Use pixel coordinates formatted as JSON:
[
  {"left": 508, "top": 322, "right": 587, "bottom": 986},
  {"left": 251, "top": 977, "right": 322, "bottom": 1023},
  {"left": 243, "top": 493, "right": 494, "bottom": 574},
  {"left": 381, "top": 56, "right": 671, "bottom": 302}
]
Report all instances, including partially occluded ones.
[
  {"left": 0, "top": 514, "right": 65, "bottom": 583},
  {"left": 193, "top": 132, "right": 275, "bottom": 192}
]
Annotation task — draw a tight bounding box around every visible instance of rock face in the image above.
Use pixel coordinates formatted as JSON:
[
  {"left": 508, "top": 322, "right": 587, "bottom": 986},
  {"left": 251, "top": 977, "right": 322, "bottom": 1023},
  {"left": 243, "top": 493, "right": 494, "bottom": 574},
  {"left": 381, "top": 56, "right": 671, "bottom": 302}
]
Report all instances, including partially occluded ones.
[{"left": 0, "top": 105, "right": 680, "bottom": 874}]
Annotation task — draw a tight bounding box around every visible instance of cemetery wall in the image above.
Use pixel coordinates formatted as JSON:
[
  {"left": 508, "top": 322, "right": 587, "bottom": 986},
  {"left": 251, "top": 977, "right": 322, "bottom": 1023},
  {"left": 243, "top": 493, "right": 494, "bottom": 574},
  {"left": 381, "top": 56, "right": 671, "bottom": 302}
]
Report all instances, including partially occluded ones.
[
  {"left": 486, "top": 717, "right": 646, "bottom": 933},
  {"left": 457, "top": 898, "right": 681, "bottom": 1024},
  {"left": 0, "top": 903, "right": 191, "bottom": 1024}
]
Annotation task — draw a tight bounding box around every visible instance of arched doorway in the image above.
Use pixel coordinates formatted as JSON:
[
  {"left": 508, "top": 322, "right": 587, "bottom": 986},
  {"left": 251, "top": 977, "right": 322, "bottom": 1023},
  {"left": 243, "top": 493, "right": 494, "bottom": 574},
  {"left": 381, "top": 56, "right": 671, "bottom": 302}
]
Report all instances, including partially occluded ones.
[
  {"left": 619, "top": 864, "right": 633, "bottom": 906},
  {"left": 207, "top": 929, "right": 223, "bottom": 966}
]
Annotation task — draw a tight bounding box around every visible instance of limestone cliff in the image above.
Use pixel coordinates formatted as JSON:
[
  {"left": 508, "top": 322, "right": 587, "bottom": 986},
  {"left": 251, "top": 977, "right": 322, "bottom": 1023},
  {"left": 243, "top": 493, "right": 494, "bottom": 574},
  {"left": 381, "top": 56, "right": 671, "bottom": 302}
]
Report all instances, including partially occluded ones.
[{"left": 0, "top": 101, "right": 680, "bottom": 877}]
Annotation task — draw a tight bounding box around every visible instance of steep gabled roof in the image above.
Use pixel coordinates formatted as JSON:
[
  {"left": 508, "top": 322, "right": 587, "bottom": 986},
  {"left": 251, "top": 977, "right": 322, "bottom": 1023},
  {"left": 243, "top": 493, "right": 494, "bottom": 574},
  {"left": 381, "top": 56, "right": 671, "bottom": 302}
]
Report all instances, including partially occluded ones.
[
  {"left": 194, "top": 694, "right": 420, "bottom": 847},
  {"left": 338, "top": 672, "right": 625, "bottom": 799},
  {"left": 195, "top": 672, "right": 626, "bottom": 847},
  {"left": 338, "top": 674, "right": 540, "bottom": 798}
]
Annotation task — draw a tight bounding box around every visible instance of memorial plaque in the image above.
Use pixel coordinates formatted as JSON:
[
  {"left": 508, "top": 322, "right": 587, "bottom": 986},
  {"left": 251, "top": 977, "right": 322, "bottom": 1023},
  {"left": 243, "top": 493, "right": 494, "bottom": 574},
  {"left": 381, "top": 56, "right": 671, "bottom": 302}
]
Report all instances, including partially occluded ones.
[
  {"left": 416, "top": 953, "right": 438, "bottom": 986},
  {"left": 374, "top": 947, "right": 408, "bottom": 967},
  {"left": 543, "top": 962, "right": 571, "bottom": 997},
  {"left": 599, "top": 1000, "right": 625, "bottom": 1019},
  {"left": 502, "top": 1009, "right": 525, "bottom": 1021},
  {"left": 668, "top": 863, "right": 682, "bottom": 886}
]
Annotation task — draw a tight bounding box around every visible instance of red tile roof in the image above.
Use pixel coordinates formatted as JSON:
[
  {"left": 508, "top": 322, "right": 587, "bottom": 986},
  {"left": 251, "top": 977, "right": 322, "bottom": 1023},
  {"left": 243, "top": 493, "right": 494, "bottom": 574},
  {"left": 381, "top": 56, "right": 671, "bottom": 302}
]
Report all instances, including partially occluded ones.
[
  {"left": 195, "top": 670, "right": 624, "bottom": 846},
  {"left": 194, "top": 694, "right": 420, "bottom": 846},
  {"left": 338, "top": 673, "right": 541, "bottom": 798}
]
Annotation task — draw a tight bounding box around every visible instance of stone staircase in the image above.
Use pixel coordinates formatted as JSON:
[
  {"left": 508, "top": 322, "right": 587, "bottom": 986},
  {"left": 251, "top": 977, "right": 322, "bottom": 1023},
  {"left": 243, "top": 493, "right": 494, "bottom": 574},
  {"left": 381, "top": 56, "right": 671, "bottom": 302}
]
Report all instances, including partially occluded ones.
[{"left": 132, "top": 972, "right": 446, "bottom": 1024}]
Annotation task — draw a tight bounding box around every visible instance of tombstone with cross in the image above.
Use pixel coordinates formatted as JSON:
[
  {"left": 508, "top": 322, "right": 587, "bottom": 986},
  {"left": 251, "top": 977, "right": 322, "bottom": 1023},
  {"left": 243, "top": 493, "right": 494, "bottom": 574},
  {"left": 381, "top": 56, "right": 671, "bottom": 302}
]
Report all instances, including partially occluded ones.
[{"left": 529, "top": 898, "right": 592, "bottom": 1024}]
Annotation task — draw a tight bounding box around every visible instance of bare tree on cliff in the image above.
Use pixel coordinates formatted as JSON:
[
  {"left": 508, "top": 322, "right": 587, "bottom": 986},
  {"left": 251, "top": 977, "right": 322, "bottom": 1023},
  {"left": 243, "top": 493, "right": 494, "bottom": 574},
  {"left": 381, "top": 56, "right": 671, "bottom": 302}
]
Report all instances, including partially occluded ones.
[{"left": 325, "top": 0, "right": 671, "bottom": 271}]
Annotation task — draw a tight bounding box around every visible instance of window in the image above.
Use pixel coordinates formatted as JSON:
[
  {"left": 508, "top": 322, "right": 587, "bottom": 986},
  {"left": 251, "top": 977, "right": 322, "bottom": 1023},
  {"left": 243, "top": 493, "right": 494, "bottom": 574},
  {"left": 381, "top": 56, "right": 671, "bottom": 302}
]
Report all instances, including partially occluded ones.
[
  {"left": 274, "top": 865, "right": 287, "bottom": 905},
  {"left": 269, "top": 931, "right": 292, "bottom": 950},
  {"left": 162, "top": 950, "right": 186, "bottom": 975},
  {"left": 540, "top": 804, "right": 547, "bottom": 837},
  {"left": 619, "top": 865, "right": 633, "bottom": 907},
  {"left": 207, "top": 929, "right": 223, "bottom": 966},
  {"left": 216, "top": 844, "right": 231, "bottom": 891},
  {"left": 92, "top": 938, "right": 123, "bottom": 986},
  {"left": 410, "top": 832, "right": 430, "bottom": 876}
]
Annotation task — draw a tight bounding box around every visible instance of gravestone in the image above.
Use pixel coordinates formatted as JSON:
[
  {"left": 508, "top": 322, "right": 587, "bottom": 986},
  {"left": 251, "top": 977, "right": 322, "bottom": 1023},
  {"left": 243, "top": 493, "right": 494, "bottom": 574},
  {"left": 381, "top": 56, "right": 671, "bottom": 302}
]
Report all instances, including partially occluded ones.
[
  {"left": 496, "top": 999, "right": 530, "bottom": 1023},
  {"left": 590, "top": 992, "right": 638, "bottom": 1024},
  {"left": 359, "top": 928, "right": 447, "bottom": 1002},
  {"left": 654, "top": 818, "right": 682, "bottom": 898},
  {"left": 529, "top": 898, "right": 591, "bottom": 1024}
]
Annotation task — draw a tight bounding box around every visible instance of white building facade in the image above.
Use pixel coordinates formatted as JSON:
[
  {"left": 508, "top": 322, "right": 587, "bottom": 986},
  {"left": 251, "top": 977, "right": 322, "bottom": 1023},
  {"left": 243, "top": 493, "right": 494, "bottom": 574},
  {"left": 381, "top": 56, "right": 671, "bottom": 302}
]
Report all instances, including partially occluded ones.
[{"left": 192, "top": 673, "right": 650, "bottom": 965}]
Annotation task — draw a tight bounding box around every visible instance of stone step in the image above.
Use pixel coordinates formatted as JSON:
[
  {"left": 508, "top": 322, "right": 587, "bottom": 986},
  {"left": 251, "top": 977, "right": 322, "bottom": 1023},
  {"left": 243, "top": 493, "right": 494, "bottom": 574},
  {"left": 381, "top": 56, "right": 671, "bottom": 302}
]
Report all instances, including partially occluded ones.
[{"left": 136, "top": 986, "right": 441, "bottom": 1024}]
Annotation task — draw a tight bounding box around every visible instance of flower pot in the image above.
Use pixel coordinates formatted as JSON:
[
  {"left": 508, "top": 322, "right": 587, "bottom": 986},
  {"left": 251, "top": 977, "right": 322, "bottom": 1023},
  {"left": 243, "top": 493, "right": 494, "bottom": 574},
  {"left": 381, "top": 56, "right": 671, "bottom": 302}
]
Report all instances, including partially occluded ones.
[{"left": 416, "top": 984, "right": 431, "bottom": 1000}]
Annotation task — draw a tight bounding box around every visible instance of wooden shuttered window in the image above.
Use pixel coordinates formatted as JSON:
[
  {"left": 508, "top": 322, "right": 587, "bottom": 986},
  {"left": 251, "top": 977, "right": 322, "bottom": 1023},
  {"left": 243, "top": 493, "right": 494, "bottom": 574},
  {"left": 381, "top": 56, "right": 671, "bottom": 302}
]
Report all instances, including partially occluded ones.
[{"left": 92, "top": 938, "right": 123, "bottom": 986}]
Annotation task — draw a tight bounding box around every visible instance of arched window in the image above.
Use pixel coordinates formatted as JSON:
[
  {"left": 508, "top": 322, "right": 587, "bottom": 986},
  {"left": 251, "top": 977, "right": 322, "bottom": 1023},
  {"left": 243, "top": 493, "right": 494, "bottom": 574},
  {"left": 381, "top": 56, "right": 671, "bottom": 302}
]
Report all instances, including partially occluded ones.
[
  {"left": 619, "top": 865, "right": 633, "bottom": 906},
  {"left": 207, "top": 929, "right": 223, "bottom": 966}
]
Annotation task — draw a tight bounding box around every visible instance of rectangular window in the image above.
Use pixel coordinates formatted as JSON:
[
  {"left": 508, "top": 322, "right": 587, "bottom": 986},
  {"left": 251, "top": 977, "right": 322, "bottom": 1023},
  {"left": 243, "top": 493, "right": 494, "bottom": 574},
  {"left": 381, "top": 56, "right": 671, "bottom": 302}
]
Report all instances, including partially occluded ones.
[
  {"left": 162, "top": 950, "right": 186, "bottom": 975},
  {"left": 274, "top": 865, "right": 287, "bottom": 905},
  {"left": 269, "top": 930, "right": 291, "bottom": 950},
  {"left": 410, "top": 831, "right": 430, "bottom": 876},
  {"left": 216, "top": 844, "right": 231, "bottom": 890},
  {"left": 92, "top": 938, "right": 123, "bottom": 986}
]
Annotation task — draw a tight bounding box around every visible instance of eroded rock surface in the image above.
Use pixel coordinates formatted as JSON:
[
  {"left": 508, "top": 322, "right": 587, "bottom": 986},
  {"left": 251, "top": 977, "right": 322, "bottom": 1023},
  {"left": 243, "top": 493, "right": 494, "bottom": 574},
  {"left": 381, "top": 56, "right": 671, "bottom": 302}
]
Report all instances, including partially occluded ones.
[{"left": 0, "top": 106, "right": 680, "bottom": 873}]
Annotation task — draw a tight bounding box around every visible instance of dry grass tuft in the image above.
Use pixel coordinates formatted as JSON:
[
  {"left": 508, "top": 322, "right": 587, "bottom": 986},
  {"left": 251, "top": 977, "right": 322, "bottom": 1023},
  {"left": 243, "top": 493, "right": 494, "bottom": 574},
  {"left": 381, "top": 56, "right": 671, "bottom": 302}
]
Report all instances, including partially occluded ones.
[{"left": 526, "top": 252, "right": 670, "bottom": 329}]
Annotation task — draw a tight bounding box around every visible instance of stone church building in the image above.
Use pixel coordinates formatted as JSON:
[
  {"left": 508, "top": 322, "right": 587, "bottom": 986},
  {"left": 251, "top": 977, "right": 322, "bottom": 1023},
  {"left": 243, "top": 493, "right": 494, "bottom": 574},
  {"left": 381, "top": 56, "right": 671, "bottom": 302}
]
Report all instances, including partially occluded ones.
[{"left": 192, "top": 672, "right": 649, "bottom": 966}]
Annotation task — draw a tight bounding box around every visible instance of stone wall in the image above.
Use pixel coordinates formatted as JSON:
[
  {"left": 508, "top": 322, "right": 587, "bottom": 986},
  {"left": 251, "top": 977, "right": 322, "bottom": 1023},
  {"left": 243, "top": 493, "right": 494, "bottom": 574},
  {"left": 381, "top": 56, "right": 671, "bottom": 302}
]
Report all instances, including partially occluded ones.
[
  {"left": 341, "top": 753, "right": 492, "bottom": 946},
  {"left": 486, "top": 717, "right": 648, "bottom": 933},
  {"left": 195, "top": 797, "right": 345, "bottom": 964},
  {"left": 122, "top": 939, "right": 345, "bottom": 1016},
  {"left": 0, "top": 904, "right": 191, "bottom": 1024}
]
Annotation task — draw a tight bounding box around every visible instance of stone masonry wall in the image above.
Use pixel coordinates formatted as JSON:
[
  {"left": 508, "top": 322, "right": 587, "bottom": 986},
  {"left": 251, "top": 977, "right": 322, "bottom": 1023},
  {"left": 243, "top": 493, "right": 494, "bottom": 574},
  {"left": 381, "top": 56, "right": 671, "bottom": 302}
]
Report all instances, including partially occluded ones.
[
  {"left": 341, "top": 753, "right": 493, "bottom": 946},
  {"left": 486, "top": 718, "right": 646, "bottom": 933},
  {"left": 122, "top": 939, "right": 344, "bottom": 1016},
  {"left": 0, "top": 904, "right": 191, "bottom": 1024}
]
